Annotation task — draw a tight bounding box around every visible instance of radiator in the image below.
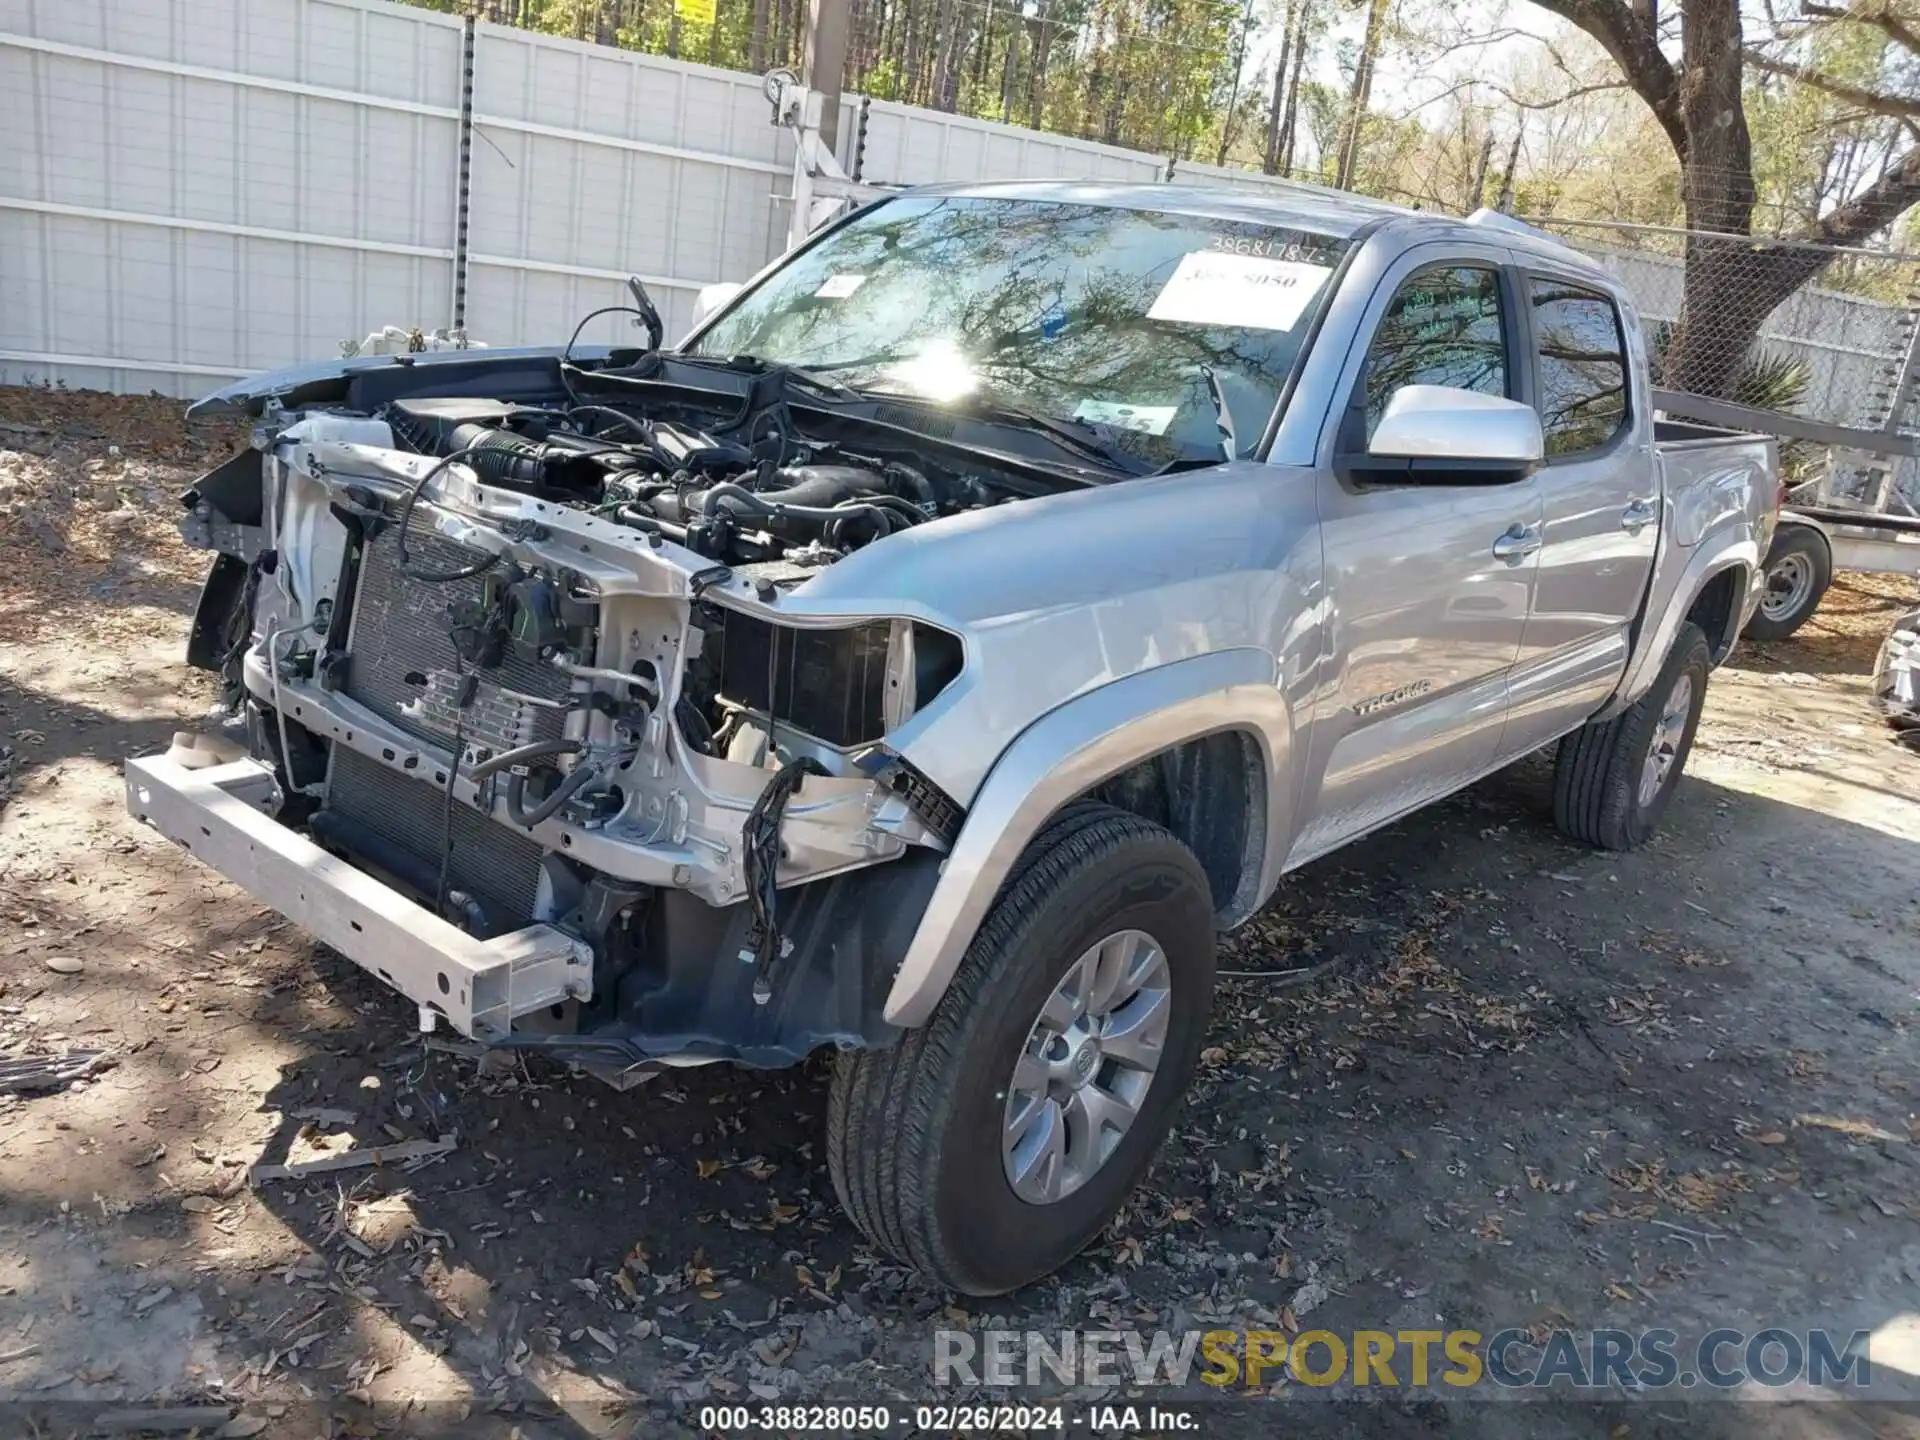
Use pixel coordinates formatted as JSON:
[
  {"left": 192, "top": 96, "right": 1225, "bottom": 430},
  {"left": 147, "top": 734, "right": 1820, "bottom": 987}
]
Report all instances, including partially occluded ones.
[{"left": 325, "top": 745, "right": 546, "bottom": 929}]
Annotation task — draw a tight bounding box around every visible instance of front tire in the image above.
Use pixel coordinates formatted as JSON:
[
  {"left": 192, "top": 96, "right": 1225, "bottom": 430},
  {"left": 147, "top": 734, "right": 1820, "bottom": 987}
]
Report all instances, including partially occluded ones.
[
  {"left": 1743, "top": 527, "right": 1830, "bottom": 641},
  {"left": 1553, "top": 622, "right": 1711, "bottom": 851},
  {"left": 826, "top": 804, "right": 1215, "bottom": 1295}
]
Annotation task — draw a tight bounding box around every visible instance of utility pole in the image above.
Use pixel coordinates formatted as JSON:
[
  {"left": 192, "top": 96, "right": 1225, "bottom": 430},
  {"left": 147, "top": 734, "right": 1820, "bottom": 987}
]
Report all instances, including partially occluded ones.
[{"left": 802, "top": 0, "right": 852, "bottom": 153}]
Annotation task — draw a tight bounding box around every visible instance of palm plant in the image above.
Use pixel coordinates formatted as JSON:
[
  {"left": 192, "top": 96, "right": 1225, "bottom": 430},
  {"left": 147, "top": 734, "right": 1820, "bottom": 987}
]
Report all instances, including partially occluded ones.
[{"left": 1647, "top": 320, "right": 1813, "bottom": 412}]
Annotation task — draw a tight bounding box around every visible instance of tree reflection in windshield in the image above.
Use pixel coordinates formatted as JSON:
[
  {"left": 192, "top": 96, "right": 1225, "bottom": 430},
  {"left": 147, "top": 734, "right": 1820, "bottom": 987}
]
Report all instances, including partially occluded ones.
[{"left": 688, "top": 197, "right": 1350, "bottom": 467}]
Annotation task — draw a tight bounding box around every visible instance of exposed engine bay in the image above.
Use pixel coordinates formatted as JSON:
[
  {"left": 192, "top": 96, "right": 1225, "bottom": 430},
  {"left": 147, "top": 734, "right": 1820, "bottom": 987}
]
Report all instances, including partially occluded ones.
[
  {"left": 382, "top": 388, "right": 1013, "bottom": 572},
  {"left": 158, "top": 341, "right": 1106, "bottom": 1072}
]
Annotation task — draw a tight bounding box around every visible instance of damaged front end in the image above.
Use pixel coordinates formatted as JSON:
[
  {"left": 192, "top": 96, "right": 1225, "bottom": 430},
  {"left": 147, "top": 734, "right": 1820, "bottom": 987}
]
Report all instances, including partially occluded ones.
[{"left": 132, "top": 357, "right": 996, "bottom": 1080}]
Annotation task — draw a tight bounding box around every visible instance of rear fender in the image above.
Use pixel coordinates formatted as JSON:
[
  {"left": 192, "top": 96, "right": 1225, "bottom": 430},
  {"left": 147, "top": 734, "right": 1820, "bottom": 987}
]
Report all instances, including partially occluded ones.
[
  {"left": 881, "top": 648, "right": 1292, "bottom": 1028},
  {"left": 1600, "top": 536, "right": 1758, "bottom": 721}
]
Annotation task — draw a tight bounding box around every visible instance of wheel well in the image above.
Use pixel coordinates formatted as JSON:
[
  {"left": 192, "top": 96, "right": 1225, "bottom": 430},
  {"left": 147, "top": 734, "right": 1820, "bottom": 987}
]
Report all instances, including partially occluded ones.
[
  {"left": 1686, "top": 567, "right": 1745, "bottom": 664},
  {"left": 1085, "top": 730, "right": 1266, "bottom": 923}
]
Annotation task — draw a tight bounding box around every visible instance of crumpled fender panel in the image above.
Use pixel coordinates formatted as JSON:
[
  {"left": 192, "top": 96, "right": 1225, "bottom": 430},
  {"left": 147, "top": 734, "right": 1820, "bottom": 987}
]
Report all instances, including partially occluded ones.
[{"left": 536, "top": 850, "right": 945, "bottom": 1069}]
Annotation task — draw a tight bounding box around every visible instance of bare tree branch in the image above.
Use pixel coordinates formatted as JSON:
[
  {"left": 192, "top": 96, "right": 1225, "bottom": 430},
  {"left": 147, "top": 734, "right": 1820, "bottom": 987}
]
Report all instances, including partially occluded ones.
[
  {"left": 1489, "top": 78, "right": 1634, "bottom": 110},
  {"left": 1391, "top": 78, "right": 1481, "bottom": 119},
  {"left": 1743, "top": 47, "right": 1920, "bottom": 118},
  {"left": 1518, "top": 0, "right": 1687, "bottom": 156},
  {"left": 1801, "top": 0, "right": 1920, "bottom": 55},
  {"left": 1420, "top": 25, "right": 1534, "bottom": 54}
]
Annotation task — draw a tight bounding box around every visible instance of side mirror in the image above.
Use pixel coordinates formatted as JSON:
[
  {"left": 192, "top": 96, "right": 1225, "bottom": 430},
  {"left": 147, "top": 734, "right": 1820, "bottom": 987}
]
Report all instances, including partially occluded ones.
[
  {"left": 1358, "top": 384, "right": 1544, "bottom": 481},
  {"left": 687, "top": 281, "right": 743, "bottom": 337}
]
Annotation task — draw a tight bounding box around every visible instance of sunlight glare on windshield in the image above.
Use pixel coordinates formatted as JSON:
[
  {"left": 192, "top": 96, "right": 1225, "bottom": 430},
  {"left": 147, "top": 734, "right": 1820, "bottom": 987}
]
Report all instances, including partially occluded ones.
[{"left": 885, "top": 338, "right": 978, "bottom": 403}]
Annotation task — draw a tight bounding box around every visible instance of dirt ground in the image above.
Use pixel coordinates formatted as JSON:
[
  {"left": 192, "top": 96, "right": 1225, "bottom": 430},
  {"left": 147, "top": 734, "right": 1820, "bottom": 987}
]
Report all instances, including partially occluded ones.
[{"left": 2, "top": 387, "right": 1918, "bottom": 1440}]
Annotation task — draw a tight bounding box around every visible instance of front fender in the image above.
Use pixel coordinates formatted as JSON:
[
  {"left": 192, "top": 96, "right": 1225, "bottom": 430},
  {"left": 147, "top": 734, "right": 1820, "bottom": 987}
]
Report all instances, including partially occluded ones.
[{"left": 882, "top": 648, "right": 1292, "bottom": 1028}]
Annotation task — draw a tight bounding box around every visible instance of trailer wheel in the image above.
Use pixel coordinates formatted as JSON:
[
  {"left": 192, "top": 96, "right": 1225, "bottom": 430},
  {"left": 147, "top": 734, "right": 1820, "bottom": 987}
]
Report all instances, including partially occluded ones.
[
  {"left": 1553, "top": 622, "right": 1711, "bottom": 851},
  {"left": 1743, "top": 527, "right": 1830, "bottom": 641},
  {"left": 826, "top": 803, "right": 1215, "bottom": 1295}
]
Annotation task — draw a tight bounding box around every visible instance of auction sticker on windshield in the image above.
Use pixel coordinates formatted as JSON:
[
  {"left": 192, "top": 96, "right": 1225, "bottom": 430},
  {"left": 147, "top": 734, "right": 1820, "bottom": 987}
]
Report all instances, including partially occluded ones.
[
  {"left": 1073, "top": 399, "right": 1178, "bottom": 435},
  {"left": 1147, "top": 251, "right": 1332, "bottom": 331}
]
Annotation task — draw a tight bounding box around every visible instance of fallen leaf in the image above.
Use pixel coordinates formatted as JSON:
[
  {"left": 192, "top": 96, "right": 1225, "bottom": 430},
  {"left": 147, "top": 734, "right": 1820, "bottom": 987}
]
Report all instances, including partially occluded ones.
[
  {"left": 1796, "top": 1114, "right": 1905, "bottom": 1144},
  {"left": 696, "top": 1158, "right": 722, "bottom": 1180},
  {"left": 1754, "top": 1131, "right": 1788, "bottom": 1146}
]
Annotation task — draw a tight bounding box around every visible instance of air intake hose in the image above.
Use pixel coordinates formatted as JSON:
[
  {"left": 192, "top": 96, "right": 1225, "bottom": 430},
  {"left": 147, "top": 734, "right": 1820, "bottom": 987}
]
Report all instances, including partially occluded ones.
[
  {"left": 443, "top": 424, "right": 550, "bottom": 490},
  {"left": 654, "top": 465, "right": 884, "bottom": 524}
]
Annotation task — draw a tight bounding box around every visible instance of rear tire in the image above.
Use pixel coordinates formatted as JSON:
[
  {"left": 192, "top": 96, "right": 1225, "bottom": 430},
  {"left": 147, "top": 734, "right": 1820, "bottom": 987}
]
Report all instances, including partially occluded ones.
[
  {"left": 1553, "top": 622, "right": 1711, "bottom": 851},
  {"left": 826, "top": 803, "right": 1215, "bottom": 1295},
  {"left": 1743, "top": 527, "right": 1830, "bottom": 641}
]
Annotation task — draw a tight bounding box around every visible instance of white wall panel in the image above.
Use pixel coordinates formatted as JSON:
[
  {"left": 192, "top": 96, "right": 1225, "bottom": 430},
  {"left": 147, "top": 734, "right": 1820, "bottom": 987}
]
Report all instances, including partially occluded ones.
[
  {"left": 1, "top": 0, "right": 461, "bottom": 393},
  {"left": 460, "top": 27, "right": 793, "bottom": 350},
  {"left": 848, "top": 99, "right": 1164, "bottom": 187},
  {"left": 3, "top": 0, "right": 1398, "bottom": 397}
]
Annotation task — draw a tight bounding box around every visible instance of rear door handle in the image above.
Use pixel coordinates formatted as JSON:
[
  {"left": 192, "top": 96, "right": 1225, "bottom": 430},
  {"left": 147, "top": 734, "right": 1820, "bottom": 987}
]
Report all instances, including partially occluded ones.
[
  {"left": 1492, "top": 524, "right": 1541, "bottom": 563},
  {"left": 1621, "top": 497, "right": 1658, "bottom": 531}
]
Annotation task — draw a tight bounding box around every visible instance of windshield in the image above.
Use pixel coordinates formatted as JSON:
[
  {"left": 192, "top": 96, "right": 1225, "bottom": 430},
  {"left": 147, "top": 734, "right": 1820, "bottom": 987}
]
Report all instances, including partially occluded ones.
[{"left": 687, "top": 196, "right": 1351, "bottom": 468}]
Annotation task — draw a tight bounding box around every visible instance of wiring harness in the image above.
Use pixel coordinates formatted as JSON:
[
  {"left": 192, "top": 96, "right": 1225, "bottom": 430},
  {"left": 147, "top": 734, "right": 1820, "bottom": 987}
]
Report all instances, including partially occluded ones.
[{"left": 740, "top": 755, "right": 826, "bottom": 1004}]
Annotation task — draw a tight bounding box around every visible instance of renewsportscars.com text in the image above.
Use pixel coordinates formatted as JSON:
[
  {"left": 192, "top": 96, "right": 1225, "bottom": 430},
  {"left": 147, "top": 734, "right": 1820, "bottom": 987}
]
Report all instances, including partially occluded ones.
[{"left": 934, "top": 1327, "right": 1875, "bottom": 1392}]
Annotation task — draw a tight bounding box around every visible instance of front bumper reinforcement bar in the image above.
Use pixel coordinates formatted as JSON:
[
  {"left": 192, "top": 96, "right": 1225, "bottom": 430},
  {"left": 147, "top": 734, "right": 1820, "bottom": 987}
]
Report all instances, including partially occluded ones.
[{"left": 125, "top": 755, "right": 593, "bottom": 1039}]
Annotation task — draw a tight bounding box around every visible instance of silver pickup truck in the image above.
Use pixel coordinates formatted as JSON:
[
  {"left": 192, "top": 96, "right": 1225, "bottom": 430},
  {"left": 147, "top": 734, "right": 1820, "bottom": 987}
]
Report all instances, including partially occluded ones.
[{"left": 128, "top": 182, "right": 1775, "bottom": 1294}]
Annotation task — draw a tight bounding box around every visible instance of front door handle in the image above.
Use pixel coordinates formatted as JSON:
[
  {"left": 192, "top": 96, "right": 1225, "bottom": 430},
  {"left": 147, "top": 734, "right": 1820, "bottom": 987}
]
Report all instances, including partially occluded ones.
[
  {"left": 1620, "top": 496, "right": 1658, "bottom": 531},
  {"left": 1492, "top": 524, "right": 1541, "bottom": 564}
]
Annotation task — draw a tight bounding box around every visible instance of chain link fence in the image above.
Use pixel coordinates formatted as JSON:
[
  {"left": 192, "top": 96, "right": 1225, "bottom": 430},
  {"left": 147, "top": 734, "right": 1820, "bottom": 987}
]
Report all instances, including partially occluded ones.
[
  {"left": 1525, "top": 216, "right": 1920, "bottom": 512},
  {"left": 1525, "top": 217, "right": 1920, "bottom": 434}
]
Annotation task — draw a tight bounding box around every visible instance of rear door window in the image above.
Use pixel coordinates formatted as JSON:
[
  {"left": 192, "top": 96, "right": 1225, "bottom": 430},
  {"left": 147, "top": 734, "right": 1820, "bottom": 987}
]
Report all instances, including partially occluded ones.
[{"left": 1529, "top": 280, "right": 1629, "bottom": 457}]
